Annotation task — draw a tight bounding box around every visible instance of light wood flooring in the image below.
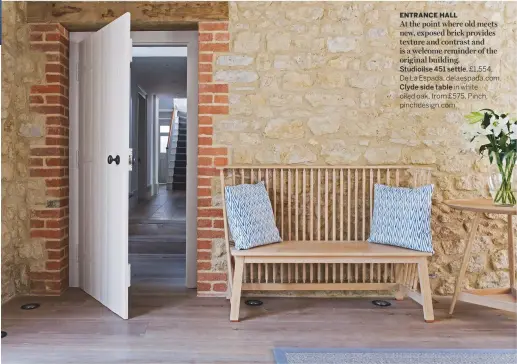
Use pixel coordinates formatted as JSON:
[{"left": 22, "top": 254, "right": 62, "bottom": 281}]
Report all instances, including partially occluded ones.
[
  {"left": 2, "top": 283, "right": 516, "bottom": 363},
  {"left": 2, "top": 187, "right": 516, "bottom": 363}
]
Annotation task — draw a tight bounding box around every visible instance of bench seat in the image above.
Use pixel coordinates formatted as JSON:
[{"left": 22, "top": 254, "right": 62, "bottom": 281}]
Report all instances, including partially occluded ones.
[
  {"left": 232, "top": 241, "right": 432, "bottom": 258},
  {"left": 229, "top": 241, "right": 434, "bottom": 323}
]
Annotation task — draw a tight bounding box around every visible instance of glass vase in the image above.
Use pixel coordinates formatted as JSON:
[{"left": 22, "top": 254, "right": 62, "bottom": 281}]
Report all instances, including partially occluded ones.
[{"left": 488, "top": 151, "right": 517, "bottom": 206}]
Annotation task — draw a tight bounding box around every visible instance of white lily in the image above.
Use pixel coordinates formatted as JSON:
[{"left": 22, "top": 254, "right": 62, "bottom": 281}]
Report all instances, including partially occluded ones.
[
  {"left": 487, "top": 115, "right": 505, "bottom": 137},
  {"left": 510, "top": 123, "right": 517, "bottom": 140},
  {"left": 478, "top": 125, "right": 493, "bottom": 136},
  {"left": 499, "top": 116, "right": 511, "bottom": 126}
]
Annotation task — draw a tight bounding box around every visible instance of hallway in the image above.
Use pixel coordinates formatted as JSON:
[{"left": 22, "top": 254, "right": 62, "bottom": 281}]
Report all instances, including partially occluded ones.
[
  {"left": 129, "top": 186, "right": 186, "bottom": 222},
  {"left": 129, "top": 186, "right": 187, "bottom": 293}
]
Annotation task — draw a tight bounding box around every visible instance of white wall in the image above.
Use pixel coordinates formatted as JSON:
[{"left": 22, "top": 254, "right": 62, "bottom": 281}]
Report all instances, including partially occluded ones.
[
  {"left": 147, "top": 95, "right": 155, "bottom": 187},
  {"left": 129, "top": 73, "right": 141, "bottom": 197},
  {"left": 130, "top": 71, "right": 156, "bottom": 201}
]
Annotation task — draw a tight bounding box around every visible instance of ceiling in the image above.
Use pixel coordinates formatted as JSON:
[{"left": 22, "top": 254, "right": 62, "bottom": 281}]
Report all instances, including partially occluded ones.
[{"left": 131, "top": 56, "right": 187, "bottom": 98}]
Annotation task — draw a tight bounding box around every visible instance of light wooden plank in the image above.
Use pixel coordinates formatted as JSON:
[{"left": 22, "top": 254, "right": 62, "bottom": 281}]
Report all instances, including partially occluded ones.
[
  {"left": 369, "top": 168, "right": 373, "bottom": 230},
  {"left": 232, "top": 242, "right": 432, "bottom": 257},
  {"left": 230, "top": 257, "right": 244, "bottom": 322},
  {"left": 340, "top": 169, "right": 344, "bottom": 241},
  {"left": 242, "top": 283, "right": 398, "bottom": 291},
  {"left": 318, "top": 169, "right": 322, "bottom": 241},
  {"left": 281, "top": 169, "right": 284, "bottom": 240},
  {"left": 325, "top": 169, "right": 329, "bottom": 241},
  {"left": 508, "top": 215, "right": 515, "bottom": 290},
  {"left": 303, "top": 169, "right": 307, "bottom": 241},
  {"left": 310, "top": 169, "right": 314, "bottom": 241},
  {"left": 332, "top": 169, "right": 337, "bottom": 241},
  {"left": 295, "top": 169, "right": 299, "bottom": 241},
  {"left": 220, "top": 170, "right": 233, "bottom": 296},
  {"left": 362, "top": 169, "right": 366, "bottom": 240},
  {"left": 273, "top": 169, "right": 277, "bottom": 222},
  {"left": 347, "top": 169, "right": 351, "bottom": 241},
  {"left": 384, "top": 263, "right": 388, "bottom": 283},
  {"left": 354, "top": 169, "right": 358, "bottom": 241},
  {"left": 288, "top": 169, "right": 292, "bottom": 241}
]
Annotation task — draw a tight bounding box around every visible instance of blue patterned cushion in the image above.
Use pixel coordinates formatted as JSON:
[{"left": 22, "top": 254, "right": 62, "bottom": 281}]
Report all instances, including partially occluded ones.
[
  {"left": 225, "top": 181, "right": 281, "bottom": 250},
  {"left": 368, "top": 184, "right": 434, "bottom": 253}
]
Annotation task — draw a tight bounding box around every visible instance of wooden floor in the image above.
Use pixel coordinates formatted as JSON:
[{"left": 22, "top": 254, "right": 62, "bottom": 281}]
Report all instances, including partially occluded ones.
[
  {"left": 129, "top": 186, "right": 186, "bottom": 222},
  {"left": 3, "top": 187, "right": 516, "bottom": 363},
  {"left": 2, "top": 282, "right": 516, "bottom": 363},
  {"left": 129, "top": 187, "right": 186, "bottom": 255}
]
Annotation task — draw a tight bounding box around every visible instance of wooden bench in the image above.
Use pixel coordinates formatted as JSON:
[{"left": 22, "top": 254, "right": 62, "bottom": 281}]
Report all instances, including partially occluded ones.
[{"left": 219, "top": 165, "right": 434, "bottom": 323}]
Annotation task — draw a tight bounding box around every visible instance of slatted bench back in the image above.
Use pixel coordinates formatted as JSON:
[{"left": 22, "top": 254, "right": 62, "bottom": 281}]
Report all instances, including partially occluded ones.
[
  {"left": 221, "top": 165, "right": 432, "bottom": 241},
  {"left": 219, "top": 165, "right": 432, "bottom": 288}
]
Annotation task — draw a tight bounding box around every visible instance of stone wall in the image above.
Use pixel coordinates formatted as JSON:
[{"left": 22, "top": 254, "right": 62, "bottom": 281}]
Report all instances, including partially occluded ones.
[
  {"left": 205, "top": 1, "right": 517, "bottom": 295},
  {"left": 2, "top": 1, "right": 516, "bottom": 301},
  {"left": 1, "top": 2, "right": 45, "bottom": 302},
  {"left": 2, "top": 2, "right": 70, "bottom": 302}
]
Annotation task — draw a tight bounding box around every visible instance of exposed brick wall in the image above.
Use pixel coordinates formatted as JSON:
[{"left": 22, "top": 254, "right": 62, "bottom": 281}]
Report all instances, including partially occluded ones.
[
  {"left": 21, "top": 20, "right": 228, "bottom": 297},
  {"left": 28, "top": 24, "right": 70, "bottom": 295},
  {"left": 197, "top": 21, "right": 230, "bottom": 295}
]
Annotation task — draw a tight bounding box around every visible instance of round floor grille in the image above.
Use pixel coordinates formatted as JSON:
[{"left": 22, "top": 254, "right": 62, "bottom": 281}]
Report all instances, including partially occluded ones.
[{"left": 245, "top": 299, "right": 263, "bottom": 306}]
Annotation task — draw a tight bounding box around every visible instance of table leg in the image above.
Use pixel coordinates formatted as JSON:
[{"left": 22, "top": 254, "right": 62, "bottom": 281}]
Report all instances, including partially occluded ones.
[
  {"left": 449, "top": 213, "right": 481, "bottom": 315},
  {"left": 508, "top": 215, "right": 515, "bottom": 292}
]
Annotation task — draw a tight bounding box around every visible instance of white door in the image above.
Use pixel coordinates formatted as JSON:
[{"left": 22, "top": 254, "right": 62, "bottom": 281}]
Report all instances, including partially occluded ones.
[{"left": 78, "top": 13, "right": 131, "bottom": 319}]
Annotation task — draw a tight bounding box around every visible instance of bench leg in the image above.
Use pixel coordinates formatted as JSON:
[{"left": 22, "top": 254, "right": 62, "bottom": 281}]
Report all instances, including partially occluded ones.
[
  {"left": 417, "top": 258, "right": 435, "bottom": 323},
  {"left": 226, "top": 256, "right": 234, "bottom": 300},
  {"left": 230, "top": 256, "right": 244, "bottom": 322}
]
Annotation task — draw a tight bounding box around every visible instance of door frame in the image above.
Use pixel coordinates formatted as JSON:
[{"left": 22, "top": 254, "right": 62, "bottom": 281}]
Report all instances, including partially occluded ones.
[
  {"left": 136, "top": 86, "right": 149, "bottom": 200},
  {"left": 69, "top": 31, "right": 199, "bottom": 289}
]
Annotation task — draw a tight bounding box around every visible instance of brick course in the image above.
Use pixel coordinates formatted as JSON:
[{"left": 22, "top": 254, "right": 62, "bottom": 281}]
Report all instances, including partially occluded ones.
[
  {"left": 28, "top": 24, "right": 70, "bottom": 295},
  {"left": 197, "top": 21, "right": 230, "bottom": 295}
]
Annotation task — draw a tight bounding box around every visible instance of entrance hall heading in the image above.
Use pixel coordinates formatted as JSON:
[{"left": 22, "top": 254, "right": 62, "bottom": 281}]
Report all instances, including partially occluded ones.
[{"left": 400, "top": 12, "right": 458, "bottom": 19}]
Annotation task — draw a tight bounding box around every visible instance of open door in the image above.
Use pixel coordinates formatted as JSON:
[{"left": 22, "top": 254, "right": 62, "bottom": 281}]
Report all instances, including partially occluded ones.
[{"left": 78, "top": 13, "right": 131, "bottom": 319}]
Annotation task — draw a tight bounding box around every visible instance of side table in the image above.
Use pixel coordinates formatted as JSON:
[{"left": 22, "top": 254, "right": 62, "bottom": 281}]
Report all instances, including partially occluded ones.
[{"left": 444, "top": 199, "right": 516, "bottom": 315}]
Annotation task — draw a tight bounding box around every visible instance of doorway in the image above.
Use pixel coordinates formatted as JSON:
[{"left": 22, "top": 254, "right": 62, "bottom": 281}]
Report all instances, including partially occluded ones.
[{"left": 69, "top": 29, "right": 199, "bottom": 317}]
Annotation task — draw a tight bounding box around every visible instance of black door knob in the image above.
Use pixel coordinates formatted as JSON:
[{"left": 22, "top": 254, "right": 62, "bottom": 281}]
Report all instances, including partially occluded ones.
[{"left": 107, "top": 155, "right": 120, "bottom": 165}]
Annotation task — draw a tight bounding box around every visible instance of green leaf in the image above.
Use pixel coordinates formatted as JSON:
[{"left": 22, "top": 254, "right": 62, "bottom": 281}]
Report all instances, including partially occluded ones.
[{"left": 465, "top": 111, "right": 484, "bottom": 124}]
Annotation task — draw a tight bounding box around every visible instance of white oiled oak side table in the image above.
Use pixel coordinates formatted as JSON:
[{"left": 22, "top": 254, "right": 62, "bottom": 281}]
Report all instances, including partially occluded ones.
[{"left": 444, "top": 198, "right": 517, "bottom": 315}]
